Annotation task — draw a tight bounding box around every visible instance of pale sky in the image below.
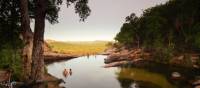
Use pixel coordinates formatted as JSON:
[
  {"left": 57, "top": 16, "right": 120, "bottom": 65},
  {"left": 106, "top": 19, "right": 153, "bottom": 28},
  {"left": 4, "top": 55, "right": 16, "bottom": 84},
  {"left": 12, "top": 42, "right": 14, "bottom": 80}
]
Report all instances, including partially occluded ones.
[{"left": 42, "top": 0, "right": 169, "bottom": 41}]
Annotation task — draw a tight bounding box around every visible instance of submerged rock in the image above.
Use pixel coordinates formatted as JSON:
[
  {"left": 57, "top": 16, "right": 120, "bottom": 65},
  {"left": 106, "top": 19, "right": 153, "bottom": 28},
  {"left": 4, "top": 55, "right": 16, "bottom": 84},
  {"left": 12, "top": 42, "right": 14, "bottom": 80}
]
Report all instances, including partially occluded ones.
[
  {"left": 171, "top": 72, "right": 181, "bottom": 78},
  {"left": 193, "top": 79, "right": 200, "bottom": 88}
]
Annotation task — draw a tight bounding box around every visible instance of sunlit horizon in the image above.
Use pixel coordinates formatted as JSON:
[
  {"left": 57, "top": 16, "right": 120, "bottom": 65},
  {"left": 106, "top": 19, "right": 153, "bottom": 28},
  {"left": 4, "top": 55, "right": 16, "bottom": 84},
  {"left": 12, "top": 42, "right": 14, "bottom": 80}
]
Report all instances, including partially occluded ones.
[
  {"left": 44, "top": 38, "right": 114, "bottom": 42},
  {"left": 38, "top": 0, "right": 169, "bottom": 42}
]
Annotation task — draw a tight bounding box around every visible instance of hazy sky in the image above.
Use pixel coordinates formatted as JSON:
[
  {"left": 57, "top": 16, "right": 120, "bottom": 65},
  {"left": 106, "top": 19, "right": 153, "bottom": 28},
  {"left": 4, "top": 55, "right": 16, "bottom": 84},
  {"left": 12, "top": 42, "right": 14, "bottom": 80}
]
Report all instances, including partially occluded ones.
[{"left": 43, "top": 0, "right": 169, "bottom": 41}]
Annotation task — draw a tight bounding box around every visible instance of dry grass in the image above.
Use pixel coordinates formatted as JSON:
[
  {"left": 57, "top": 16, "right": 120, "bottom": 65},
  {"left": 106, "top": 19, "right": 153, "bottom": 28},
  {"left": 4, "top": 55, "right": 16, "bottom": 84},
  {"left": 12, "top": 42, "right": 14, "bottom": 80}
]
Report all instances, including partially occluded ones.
[{"left": 46, "top": 40, "right": 109, "bottom": 56}]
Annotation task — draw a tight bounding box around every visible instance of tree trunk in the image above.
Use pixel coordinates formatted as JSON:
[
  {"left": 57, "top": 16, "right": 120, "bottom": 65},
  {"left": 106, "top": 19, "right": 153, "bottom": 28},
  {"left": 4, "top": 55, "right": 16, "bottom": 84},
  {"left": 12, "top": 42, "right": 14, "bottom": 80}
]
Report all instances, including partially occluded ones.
[
  {"left": 31, "top": 0, "right": 46, "bottom": 88},
  {"left": 19, "top": 0, "right": 33, "bottom": 81},
  {"left": 136, "top": 34, "right": 140, "bottom": 48}
]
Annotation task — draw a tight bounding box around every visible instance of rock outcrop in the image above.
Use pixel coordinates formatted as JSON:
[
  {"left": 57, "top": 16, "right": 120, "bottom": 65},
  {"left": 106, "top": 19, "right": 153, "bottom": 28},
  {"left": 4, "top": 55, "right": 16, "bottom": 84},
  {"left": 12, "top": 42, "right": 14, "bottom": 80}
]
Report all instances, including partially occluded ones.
[{"left": 104, "top": 48, "right": 151, "bottom": 67}]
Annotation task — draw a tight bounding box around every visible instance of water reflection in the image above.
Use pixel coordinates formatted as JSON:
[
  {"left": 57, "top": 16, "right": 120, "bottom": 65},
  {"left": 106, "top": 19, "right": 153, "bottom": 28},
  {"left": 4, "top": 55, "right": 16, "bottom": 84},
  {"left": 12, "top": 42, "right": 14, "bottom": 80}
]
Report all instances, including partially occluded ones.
[
  {"left": 47, "top": 55, "right": 121, "bottom": 88},
  {"left": 69, "top": 68, "right": 72, "bottom": 76},
  {"left": 117, "top": 78, "right": 135, "bottom": 88},
  {"left": 47, "top": 55, "right": 200, "bottom": 88},
  {"left": 116, "top": 67, "right": 174, "bottom": 88}
]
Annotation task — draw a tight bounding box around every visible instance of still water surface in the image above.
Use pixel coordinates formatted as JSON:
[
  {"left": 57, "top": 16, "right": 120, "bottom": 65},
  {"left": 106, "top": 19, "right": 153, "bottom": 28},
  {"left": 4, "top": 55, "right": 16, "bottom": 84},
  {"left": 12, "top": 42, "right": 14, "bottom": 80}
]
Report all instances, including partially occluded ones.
[{"left": 47, "top": 55, "right": 200, "bottom": 88}]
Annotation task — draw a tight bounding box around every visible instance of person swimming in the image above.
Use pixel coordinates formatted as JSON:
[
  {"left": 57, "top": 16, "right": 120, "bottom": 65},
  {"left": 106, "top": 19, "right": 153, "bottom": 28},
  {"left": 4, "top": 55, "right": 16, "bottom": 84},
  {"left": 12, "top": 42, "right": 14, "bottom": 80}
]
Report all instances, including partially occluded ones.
[
  {"left": 69, "top": 68, "right": 72, "bottom": 76},
  {"left": 87, "top": 53, "right": 89, "bottom": 58},
  {"left": 63, "top": 68, "right": 73, "bottom": 77},
  {"left": 63, "top": 68, "right": 68, "bottom": 77}
]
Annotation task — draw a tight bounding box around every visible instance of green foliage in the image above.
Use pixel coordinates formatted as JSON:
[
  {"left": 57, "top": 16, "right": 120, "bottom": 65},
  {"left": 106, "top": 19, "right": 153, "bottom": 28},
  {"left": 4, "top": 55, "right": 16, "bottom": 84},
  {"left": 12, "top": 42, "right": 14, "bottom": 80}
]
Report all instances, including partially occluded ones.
[
  {"left": 192, "top": 23, "right": 200, "bottom": 49},
  {"left": 115, "top": 23, "right": 134, "bottom": 45},
  {"left": 0, "top": 0, "right": 23, "bottom": 80},
  {"left": 115, "top": 13, "right": 139, "bottom": 46},
  {"left": 0, "top": 0, "right": 91, "bottom": 81},
  {"left": 153, "top": 47, "right": 174, "bottom": 64},
  {"left": 66, "top": 0, "right": 91, "bottom": 21},
  {"left": 0, "top": 48, "right": 22, "bottom": 81},
  {"left": 115, "top": 0, "right": 200, "bottom": 52},
  {"left": 30, "top": 0, "right": 91, "bottom": 24},
  {"left": 115, "top": 0, "right": 200, "bottom": 64}
]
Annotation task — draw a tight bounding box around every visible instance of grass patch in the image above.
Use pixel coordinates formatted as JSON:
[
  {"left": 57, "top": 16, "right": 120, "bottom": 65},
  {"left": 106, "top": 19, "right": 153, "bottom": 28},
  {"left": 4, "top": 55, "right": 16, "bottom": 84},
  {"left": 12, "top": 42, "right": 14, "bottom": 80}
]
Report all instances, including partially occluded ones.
[{"left": 47, "top": 40, "right": 109, "bottom": 56}]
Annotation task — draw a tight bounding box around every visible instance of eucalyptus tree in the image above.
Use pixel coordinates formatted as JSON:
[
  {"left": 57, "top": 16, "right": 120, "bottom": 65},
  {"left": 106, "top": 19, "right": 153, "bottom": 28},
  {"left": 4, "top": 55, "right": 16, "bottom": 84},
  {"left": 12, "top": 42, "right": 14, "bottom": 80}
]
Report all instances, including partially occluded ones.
[
  {"left": 20, "top": 0, "right": 60, "bottom": 82},
  {"left": 115, "top": 13, "right": 140, "bottom": 48},
  {"left": 0, "top": 0, "right": 79, "bottom": 85},
  {"left": 30, "top": 0, "right": 91, "bottom": 88},
  {"left": 20, "top": 0, "right": 33, "bottom": 81}
]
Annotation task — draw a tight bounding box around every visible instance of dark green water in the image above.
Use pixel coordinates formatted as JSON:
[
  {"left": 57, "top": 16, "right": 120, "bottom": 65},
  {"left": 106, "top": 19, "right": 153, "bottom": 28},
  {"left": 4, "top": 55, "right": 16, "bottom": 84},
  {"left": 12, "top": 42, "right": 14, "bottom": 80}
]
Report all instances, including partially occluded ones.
[{"left": 47, "top": 55, "right": 200, "bottom": 88}]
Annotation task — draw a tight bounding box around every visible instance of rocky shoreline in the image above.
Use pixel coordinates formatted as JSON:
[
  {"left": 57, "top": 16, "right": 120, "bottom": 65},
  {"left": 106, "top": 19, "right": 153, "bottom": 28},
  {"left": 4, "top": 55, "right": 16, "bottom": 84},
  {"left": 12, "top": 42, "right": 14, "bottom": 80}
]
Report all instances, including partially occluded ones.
[
  {"left": 104, "top": 47, "right": 200, "bottom": 69},
  {"left": 45, "top": 73, "right": 64, "bottom": 88},
  {"left": 43, "top": 48, "right": 200, "bottom": 88},
  {"left": 104, "top": 47, "right": 200, "bottom": 88},
  {"left": 104, "top": 48, "right": 151, "bottom": 67},
  {"left": 44, "top": 52, "right": 77, "bottom": 88}
]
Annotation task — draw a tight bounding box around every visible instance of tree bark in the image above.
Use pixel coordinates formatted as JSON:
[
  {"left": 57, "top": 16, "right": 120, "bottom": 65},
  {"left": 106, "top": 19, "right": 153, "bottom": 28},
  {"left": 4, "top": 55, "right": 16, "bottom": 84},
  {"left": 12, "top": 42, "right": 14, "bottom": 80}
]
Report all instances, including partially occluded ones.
[
  {"left": 19, "top": 0, "right": 33, "bottom": 81},
  {"left": 31, "top": 0, "right": 46, "bottom": 88}
]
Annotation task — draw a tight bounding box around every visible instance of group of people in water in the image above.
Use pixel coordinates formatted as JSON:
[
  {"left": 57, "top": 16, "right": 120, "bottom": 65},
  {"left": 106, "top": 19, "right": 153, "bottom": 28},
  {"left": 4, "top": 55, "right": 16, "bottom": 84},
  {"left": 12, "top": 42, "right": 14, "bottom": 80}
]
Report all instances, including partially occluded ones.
[
  {"left": 86, "top": 54, "right": 97, "bottom": 59},
  {"left": 63, "top": 68, "right": 72, "bottom": 77},
  {"left": 62, "top": 54, "right": 97, "bottom": 78}
]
